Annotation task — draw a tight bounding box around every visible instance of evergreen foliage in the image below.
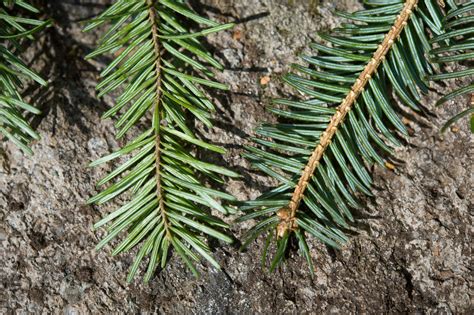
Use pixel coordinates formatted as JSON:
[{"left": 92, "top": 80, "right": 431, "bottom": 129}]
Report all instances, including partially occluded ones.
[
  {"left": 85, "top": 0, "right": 237, "bottom": 282},
  {"left": 430, "top": 1, "right": 474, "bottom": 132},
  {"left": 240, "top": 0, "right": 465, "bottom": 272},
  {"left": 0, "top": 0, "right": 49, "bottom": 154}
]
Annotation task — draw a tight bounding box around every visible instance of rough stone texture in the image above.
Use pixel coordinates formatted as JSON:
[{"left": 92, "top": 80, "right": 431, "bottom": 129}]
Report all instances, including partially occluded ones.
[{"left": 1, "top": 0, "right": 472, "bottom": 314}]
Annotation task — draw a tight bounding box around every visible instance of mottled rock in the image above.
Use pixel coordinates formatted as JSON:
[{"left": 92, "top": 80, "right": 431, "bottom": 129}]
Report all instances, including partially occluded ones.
[{"left": 0, "top": 0, "right": 472, "bottom": 314}]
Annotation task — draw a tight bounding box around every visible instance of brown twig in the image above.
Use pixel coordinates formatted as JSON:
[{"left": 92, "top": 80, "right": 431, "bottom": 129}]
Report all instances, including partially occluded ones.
[
  {"left": 147, "top": 0, "right": 170, "bottom": 238},
  {"left": 276, "top": 0, "right": 419, "bottom": 238}
]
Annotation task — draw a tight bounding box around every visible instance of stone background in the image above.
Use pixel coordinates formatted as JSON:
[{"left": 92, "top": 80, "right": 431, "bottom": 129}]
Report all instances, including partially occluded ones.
[{"left": 1, "top": 0, "right": 472, "bottom": 313}]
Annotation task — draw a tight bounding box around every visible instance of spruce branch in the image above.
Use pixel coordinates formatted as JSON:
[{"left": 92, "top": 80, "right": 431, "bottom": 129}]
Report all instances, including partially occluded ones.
[
  {"left": 240, "top": 0, "right": 446, "bottom": 272},
  {"left": 277, "top": 0, "right": 419, "bottom": 239},
  {"left": 85, "top": 0, "right": 236, "bottom": 282},
  {"left": 0, "top": 0, "right": 50, "bottom": 154},
  {"left": 430, "top": 1, "right": 474, "bottom": 133}
]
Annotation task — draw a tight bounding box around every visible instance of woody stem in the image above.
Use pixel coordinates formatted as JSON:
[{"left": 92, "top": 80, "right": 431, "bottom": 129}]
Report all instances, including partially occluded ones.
[{"left": 147, "top": 0, "right": 171, "bottom": 238}]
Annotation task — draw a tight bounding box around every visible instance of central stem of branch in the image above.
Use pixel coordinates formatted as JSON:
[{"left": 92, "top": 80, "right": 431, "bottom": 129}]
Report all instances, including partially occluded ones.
[
  {"left": 276, "top": 0, "right": 418, "bottom": 238},
  {"left": 147, "top": 0, "right": 171, "bottom": 238}
]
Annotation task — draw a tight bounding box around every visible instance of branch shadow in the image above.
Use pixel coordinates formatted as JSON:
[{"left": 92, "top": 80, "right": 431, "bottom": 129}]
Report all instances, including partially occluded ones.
[
  {"left": 174, "top": 2, "right": 274, "bottom": 191},
  {"left": 24, "top": 0, "right": 111, "bottom": 136},
  {"left": 188, "top": 0, "right": 270, "bottom": 25}
]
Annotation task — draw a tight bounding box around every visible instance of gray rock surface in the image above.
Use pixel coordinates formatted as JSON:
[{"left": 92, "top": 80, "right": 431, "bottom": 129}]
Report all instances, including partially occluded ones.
[{"left": 1, "top": 0, "right": 472, "bottom": 313}]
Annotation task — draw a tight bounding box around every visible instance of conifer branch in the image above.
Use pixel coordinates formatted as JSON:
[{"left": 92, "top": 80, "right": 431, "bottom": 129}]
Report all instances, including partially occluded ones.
[
  {"left": 0, "top": 1, "right": 49, "bottom": 154},
  {"left": 430, "top": 1, "right": 474, "bottom": 133},
  {"left": 278, "top": 0, "right": 418, "bottom": 238},
  {"left": 85, "top": 0, "right": 236, "bottom": 282},
  {"left": 241, "top": 0, "right": 446, "bottom": 272}
]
